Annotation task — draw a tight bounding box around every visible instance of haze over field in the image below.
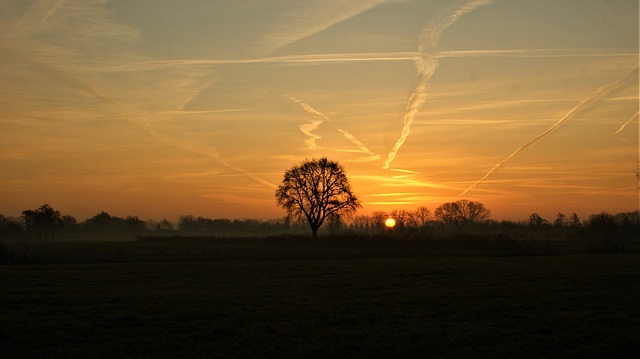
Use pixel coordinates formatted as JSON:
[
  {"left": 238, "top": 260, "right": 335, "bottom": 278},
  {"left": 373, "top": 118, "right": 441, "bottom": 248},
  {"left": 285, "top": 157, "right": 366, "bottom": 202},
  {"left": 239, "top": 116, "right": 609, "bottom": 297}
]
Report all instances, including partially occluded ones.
[{"left": 1, "top": 0, "right": 638, "bottom": 221}]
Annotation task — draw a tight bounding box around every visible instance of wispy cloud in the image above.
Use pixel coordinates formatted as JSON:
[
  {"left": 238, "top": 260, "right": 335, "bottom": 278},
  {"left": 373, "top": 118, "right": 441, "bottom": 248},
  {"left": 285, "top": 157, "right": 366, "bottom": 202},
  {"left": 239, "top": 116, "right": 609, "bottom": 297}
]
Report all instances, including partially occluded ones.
[
  {"left": 2, "top": 0, "right": 279, "bottom": 191},
  {"left": 383, "top": 0, "right": 493, "bottom": 169},
  {"left": 459, "top": 65, "right": 639, "bottom": 197}
]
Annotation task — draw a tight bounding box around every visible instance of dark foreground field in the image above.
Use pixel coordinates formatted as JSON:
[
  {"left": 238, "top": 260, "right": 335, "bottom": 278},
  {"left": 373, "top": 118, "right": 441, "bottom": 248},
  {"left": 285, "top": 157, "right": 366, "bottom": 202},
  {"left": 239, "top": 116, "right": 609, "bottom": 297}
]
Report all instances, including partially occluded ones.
[{"left": 2, "top": 252, "right": 639, "bottom": 358}]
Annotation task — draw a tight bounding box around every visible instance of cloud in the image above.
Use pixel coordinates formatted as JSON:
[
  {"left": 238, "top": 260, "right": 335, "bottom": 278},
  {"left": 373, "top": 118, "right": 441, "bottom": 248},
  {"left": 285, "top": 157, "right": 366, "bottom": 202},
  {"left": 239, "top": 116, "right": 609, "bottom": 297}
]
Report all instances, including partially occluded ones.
[
  {"left": 458, "top": 65, "right": 639, "bottom": 197},
  {"left": 2, "top": 0, "right": 278, "bottom": 190}
]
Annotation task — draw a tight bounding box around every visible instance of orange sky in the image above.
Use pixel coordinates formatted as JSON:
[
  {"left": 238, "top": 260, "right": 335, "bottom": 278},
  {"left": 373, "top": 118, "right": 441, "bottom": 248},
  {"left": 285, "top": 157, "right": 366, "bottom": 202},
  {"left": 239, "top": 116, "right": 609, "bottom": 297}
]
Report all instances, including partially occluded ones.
[{"left": 1, "top": 0, "right": 638, "bottom": 222}]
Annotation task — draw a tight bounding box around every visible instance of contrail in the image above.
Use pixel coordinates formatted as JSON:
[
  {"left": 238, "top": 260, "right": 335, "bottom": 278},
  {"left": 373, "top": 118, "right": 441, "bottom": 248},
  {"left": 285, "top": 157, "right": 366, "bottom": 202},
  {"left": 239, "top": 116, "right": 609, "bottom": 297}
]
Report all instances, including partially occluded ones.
[
  {"left": 383, "top": 0, "right": 493, "bottom": 169},
  {"left": 87, "top": 49, "right": 635, "bottom": 73},
  {"left": 459, "top": 65, "right": 639, "bottom": 197},
  {"left": 614, "top": 111, "right": 639, "bottom": 134},
  {"left": 288, "top": 96, "right": 331, "bottom": 149},
  {"left": 338, "top": 128, "right": 379, "bottom": 158}
]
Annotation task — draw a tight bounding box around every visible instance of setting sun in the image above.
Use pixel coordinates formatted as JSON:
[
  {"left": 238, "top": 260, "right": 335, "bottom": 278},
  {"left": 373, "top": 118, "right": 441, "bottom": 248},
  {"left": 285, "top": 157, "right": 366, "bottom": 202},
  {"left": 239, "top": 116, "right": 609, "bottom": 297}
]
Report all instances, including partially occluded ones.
[{"left": 385, "top": 218, "right": 396, "bottom": 228}]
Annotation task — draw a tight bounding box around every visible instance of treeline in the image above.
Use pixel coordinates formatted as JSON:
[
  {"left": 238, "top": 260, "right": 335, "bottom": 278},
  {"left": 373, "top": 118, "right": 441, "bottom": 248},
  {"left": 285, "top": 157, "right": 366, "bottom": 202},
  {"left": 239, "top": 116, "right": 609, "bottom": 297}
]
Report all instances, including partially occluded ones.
[
  {"left": 0, "top": 204, "right": 307, "bottom": 240},
  {"left": 0, "top": 202, "right": 638, "bottom": 241}
]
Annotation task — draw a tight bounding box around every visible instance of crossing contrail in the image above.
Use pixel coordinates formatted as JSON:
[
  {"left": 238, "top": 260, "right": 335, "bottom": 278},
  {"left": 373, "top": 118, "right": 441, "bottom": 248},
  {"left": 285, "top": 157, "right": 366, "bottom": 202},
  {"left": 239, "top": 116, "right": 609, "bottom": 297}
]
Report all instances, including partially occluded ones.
[
  {"left": 459, "top": 65, "right": 639, "bottom": 197},
  {"left": 383, "top": 0, "right": 493, "bottom": 169}
]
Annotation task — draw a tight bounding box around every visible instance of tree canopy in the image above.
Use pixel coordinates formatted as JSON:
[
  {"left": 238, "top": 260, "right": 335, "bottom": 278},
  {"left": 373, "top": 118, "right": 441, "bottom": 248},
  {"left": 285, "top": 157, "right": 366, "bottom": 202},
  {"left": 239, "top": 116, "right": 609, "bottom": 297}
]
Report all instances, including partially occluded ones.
[
  {"left": 275, "top": 157, "right": 361, "bottom": 238},
  {"left": 434, "top": 199, "right": 491, "bottom": 224}
]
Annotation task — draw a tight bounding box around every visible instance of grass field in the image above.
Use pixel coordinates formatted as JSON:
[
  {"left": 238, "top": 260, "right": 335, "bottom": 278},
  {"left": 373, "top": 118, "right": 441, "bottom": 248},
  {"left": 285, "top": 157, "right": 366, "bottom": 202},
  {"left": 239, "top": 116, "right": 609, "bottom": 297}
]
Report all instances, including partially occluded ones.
[{"left": 2, "top": 252, "right": 639, "bottom": 358}]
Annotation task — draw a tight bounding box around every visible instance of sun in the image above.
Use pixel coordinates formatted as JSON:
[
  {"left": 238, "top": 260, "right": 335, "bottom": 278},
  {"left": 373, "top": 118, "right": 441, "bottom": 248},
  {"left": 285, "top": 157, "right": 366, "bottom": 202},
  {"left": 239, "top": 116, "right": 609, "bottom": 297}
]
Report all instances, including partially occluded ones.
[{"left": 385, "top": 218, "right": 396, "bottom": 228}]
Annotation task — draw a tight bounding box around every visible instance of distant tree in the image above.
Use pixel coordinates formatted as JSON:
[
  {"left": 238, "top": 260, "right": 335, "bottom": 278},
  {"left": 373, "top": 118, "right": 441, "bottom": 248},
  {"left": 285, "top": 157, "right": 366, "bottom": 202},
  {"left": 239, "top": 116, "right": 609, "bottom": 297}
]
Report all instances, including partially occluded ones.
[
  {"left": 554, "top": 213, "right": 566, "bottom": 227},
  {"left": 408, "top": 206, "right": 431, "bottom": 228},
  {"left": 156, "top": 219, "right": 174, "bottom": 232},
  {"left": 60, "top": 215, "right": 79, "bottom": 238},
  {"left": 80, "top": 212, "right": 145, "bottom": 238},
  {"left": 178, "top": 215, "right": 200, "bottom": 234},
  {"left": 615, "top": 210, "right": 639, "bottom": 237},
  {"left": 390, "top": 209, "right": 408, "bottom": 229},
  {"left": 275, "top": 157, "right": 361, "bottom": 239},
  {"left": 528, "top": 213, "right": 547, "bottom": 227},
  {"left": 434, "top": 202, "right": 459, "bottom": 224},
  {"left": 569, "top": 213, "right": 581, "bottom": 227},
  {"left": 587, "top": 212, "right": 616, "bottom": 232},
  {"left": 435, "top": 200, "right": 490, "bottom": 225},
  {"left": 21, "top": 204, "right": 62, "bottom": 240},
  {"left": 454, "top": 199, "right": 491, "bottom": 224},
  {"left": 351, "top": 215, "right": 371, "bottom": 233},
  {"left": 124, "top": 216, "right": 147, "bottom": 235},
  {"left": 82, "top": 211, "right": 113, "bottom": 237},
  {"left": 370, "top": 211, "right": 388, "bottom": 235}
]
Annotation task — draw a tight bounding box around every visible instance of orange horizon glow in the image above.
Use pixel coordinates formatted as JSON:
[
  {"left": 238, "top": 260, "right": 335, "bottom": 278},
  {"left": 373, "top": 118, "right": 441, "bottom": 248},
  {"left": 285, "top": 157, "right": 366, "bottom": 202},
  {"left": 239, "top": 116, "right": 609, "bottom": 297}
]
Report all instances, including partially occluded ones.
[{"left": 1, "top": 1, "right": 637, "bottom": 223}]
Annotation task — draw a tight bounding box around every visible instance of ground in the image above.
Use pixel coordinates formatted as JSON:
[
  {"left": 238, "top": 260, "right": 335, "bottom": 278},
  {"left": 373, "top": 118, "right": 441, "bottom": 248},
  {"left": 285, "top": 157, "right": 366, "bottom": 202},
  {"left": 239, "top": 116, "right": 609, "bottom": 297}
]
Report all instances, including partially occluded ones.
[{"left": 1, "top": 248, "right": 639, "bottom": 358}]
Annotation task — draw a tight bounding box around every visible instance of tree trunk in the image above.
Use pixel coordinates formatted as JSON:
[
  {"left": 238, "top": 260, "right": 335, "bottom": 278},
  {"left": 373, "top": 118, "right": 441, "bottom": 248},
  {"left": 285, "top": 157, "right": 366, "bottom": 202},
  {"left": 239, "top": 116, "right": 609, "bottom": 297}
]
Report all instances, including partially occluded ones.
[{"left": 311, "top": 225, "right": 318, "bottom": 239}]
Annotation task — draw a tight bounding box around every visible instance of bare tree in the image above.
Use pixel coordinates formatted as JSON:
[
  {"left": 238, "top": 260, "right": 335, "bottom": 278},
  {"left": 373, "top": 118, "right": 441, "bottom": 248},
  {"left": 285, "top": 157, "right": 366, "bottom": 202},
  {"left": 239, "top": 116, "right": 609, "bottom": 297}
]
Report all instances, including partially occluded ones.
[
  {"left": 554, "top": 213, "right": 566, "bottom": 227},
  {"left": 408, "top": 206, "right": 431, "bottom": 227},
  {"left": 454, "top": 199, "right": 491, "bottom": 224},
  {"left": 371, "top": 211, "right": 388, "bottom": 235},
  {"left": 21, "top": 204, "right": 62, "bottom": 240},
  {"left": 569, "top": 213, "right": 581, "bottom": 227},
  {"left": 434, "top": 200, "right": 490, "bottom": 224},
  {"left": 434, "top": 202, "right": 459, "bottom": 224},
  {"left": 528, "top": 213, "right": 547, "bottom": 226},
  {"left": 275, "top": 157, "right": 361, "bottom": 239},
  {"left": 390, "top": 209, "right": 408, "bottom": 228},
  {"left": 408, "top": 206, "right": 431, "bottom": 236}
]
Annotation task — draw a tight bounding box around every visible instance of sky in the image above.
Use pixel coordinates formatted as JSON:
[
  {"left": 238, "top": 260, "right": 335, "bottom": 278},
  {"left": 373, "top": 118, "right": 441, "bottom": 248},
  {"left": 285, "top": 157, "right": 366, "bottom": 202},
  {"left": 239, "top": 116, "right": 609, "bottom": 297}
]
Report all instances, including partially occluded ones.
[{"left": 1, "top": 0, "right": 638, "bottom": 222}]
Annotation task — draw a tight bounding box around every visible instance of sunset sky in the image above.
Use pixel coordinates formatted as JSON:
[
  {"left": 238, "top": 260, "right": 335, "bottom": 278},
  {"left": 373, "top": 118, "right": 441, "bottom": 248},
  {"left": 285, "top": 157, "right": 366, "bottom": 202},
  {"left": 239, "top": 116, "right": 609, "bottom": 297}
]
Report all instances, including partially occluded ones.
[{"left": 1, "top": 0, "right": 638, "bottom": 222}]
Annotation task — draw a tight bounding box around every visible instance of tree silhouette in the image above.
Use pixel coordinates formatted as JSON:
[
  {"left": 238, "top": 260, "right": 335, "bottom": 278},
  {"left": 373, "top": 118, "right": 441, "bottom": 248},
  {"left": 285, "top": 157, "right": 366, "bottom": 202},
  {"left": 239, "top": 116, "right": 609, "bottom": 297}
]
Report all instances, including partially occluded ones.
[
  {"left": 21, "top": 204, "right": 62, "bottom": 240},
  {"left": 157, "top": 219, "right": 174, "bottom": 232},
  {"left": 569, "top": 213, "right": 581, "bottom": 227},
  {"left": 554, "top": 213, "right": 566, "bottom": 227},
  {"left": 275, "top": 157, "right": 361, "bottom": 239},
  {"left": 408, "top": 206, "right": 431, "bottom": 227},
  {"left": 454, "top": 199, "right": 491, "bottom": 224},
  {"left": 435, "top": 200, "right": 490, "bottom": 224},
  {"left": 434, "top": 202, "right": 458, "bottom": 224},
  {"left": 528, "top": 213, "right": 547, "bottom": 226}
]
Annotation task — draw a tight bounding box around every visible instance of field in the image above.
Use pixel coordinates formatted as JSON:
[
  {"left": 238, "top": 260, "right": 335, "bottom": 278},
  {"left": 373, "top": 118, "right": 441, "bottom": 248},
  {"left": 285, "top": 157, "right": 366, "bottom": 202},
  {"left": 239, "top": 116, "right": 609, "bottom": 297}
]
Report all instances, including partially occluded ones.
[{"left": 1, "top": 239, "right": 639, "bottom": 358}]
